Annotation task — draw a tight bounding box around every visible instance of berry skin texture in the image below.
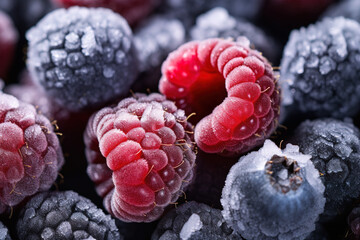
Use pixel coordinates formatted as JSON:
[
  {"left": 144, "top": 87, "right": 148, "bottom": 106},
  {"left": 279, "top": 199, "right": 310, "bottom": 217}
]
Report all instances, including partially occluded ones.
[
  {"left": 159, "top": 38, "right": 280, "bottom": 156},
  {"left": 84, "top": 93, "right": 196, "bottom": 222},
  {"left": 190, "top": 7, "right": 280, "bottom": 63},
  {"left": 0, "top": 221, "right": 12, "bottom": 240},
  {"left": 221, "top": 140, "right": 325, "bottom": 240},
  {"left": 280, "top": 17, "right": 360, "bottom": 119},
  {"left": 26, "top": 7, "right": 138, "bottom": 111},
  {"left": 289, "top": 118, "right": 360, "bottom": 220},
  {"left": 151, "top": 201, "right": 243, "bottom": 240},
  {"left": 16, "top": 191, "right": 121, "bottom": 240},
  {"left": 52, "top": 0, "right": 160, "bottom": 26},
  {"left": 0, "top": 10, "right": 17, "bottom": 79},
  {"left": 0, "top": 92, "right": 64, "bottom": 213}
]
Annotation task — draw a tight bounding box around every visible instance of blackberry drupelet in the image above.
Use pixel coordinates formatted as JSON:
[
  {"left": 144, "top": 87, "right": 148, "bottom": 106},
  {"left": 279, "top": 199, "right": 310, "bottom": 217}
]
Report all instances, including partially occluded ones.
[
  {"left": 27, "top": 7, "right": 138, "bottom": 111},
  {"left": 0, "top": 221, "right": 11, "bottom": 240}
]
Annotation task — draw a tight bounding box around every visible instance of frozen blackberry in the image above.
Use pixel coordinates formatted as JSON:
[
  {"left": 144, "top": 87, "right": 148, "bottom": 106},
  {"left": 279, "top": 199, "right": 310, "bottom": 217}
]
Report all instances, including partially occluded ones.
[
  {"left": 323, "top": 0, "right": 360, "bottom": 24},
  {"left": 16, "top": 191, "right": 121, "bottom": 240},
  {"left": 0, "top": 221, "right": 11, "bottom": 240},
  {"left": 151, "top": 201, "right": 242, "bottom": 240},
  {"left": 27, "top": 7, "right": 138, "bottom": 111},
  {"left": 280, "top": 17, "right": 360, "bottom": 119},
  {"left": 52, "top": 0, "right": 160, "bottom": 25},
  {"left": 289, "top": 118, "right": 360, "bottom": 220},
  {"left": 84, "top": 93, "right": 196, "bottom": 222},
  {"left": 0, "top": 92, "right": 64, "bottom": 213},
  {"left": 160, "top": 38, "right": 280, "bottom": 155},
  {"left": 0, "top": 10, "right": 17, "bottom": 79},
  {"left": 190, "top": 7, "right": 279, "bottom": 63},
  {"left": 221, "top": 140, "right": 325, "bottom": 240}
]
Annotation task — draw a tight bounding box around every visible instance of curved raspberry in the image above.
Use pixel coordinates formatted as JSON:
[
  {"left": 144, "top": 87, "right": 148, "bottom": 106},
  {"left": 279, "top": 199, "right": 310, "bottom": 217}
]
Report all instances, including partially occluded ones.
[
  {"left": 16, "top": 191, "right": 121, "bottom": 240},
  {"left": 0, "top": 10, "right": 17, "bottom": 79},
  {"left": 84, "top": 93, "right": 196, "bottom": 222},
  {"left": 52, "top": 0, "right": 160, "bottom": 25},
  {"left": 0, "top": 92, "right": 64, "bottom": 213},
  {"left": 26, "top": 7, "right": 138, "bottom": 111},
  {"left": 159, "top": 38, "right": 280, "bottom": 155},
  {"left": 0, "top": 221, "right": 11, "bottom": 240}
]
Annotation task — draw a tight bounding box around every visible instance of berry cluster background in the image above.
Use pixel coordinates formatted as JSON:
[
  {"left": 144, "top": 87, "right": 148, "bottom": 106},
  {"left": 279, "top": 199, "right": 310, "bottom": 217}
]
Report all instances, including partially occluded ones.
[{"left": 1, "top": 0, "right": 360, "bottom": 239}]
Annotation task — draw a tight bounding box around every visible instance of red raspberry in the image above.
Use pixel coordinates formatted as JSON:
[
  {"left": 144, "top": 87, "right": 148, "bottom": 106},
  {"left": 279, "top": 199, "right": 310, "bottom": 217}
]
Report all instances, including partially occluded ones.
[
  {"left": 159, "top": 38, "right": 280, "bottom": 156},
  {"left": 84, "top": 93, "right": 196, "bottom": 222},
  {"left": 52, "top": 0, "right": 160, "bottom": 25},
  {"left": 0, "top": 11, "right": 17, "bottom": 79},
  {"left": 0, "top": 92, "right": 64, "bottom": 213}
]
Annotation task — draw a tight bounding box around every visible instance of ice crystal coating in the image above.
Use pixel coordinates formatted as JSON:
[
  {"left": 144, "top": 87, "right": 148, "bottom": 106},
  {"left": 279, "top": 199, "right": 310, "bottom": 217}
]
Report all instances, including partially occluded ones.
[
  {"left": 151, "top": 201, "right": 242, "bottom": 240},
  {"left": 84, "top": 93, "right": 196, "bottom": 222},
  {"left": 0, "top": 92, "right": 64, "bottom": 213},
  {"left": 0, "top": 221, "right": 11, "bottom": 240},
  {"left": 221, "top": 140, "right": 325, "bottom": 240},
  {"left": 322, "top": 0, "right": 360, "bottom": 24},
  {"left": 16, "top": 191, "right": 121, "bottom": 240},
  {"left": 190, "top": 7, "right": 279, "bottom": 62},
  {"left": 27, "top": 7, "right": 138, "bottom": 111},
  {"left": 280, "top": 17, "right": 360, "bottom": 119},
  {"left": 289, "top": 118, "right": 360, "bottom": 220}
]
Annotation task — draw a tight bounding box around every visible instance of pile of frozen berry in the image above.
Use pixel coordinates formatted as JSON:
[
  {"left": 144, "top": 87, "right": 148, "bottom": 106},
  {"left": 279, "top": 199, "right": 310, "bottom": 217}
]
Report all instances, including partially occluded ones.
[{"left": 1, "top": 0, "right": 360, "bottom": 239}]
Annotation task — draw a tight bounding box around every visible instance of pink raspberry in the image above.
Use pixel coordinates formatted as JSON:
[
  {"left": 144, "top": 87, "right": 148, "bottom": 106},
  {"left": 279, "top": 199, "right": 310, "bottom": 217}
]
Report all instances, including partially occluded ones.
[
  {"left": 0, "top": 92, "right": 64, "bottom": 213},
  {"left": 52, "top": 0, "right": 160, "bottom": 25},
  {"left": 0, "top": 11, "right": 18, "bottom": 79},
  {"left": 84, "top": 93, "right": 196, "bottom": 222},
  {"left": 159, "top": 38, "right": 280, "bottom": 156}
]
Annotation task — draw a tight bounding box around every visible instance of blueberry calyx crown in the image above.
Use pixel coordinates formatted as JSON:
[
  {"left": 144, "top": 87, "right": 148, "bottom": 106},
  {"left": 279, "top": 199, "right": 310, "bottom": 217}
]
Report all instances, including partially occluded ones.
[{"left": 265, "top": 155, "right": 302, "bottom": 193}]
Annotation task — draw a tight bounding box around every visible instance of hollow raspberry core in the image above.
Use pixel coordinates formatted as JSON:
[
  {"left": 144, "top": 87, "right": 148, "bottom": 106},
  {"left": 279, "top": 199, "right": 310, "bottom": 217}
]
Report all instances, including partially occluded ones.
[{"left": 159, "top": 38, "right": 280, "bottom": 155}]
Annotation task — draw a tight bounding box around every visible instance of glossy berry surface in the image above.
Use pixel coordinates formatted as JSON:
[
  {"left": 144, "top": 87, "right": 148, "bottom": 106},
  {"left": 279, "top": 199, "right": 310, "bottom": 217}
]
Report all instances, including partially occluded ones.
[
  {"left": 0, "top": 11, "right": 17, "bottom": 79},
  {"left": 160, "top": 38, "right": 280, "bottom": 155},
  {"left": 26, "top": 7, "right": 138, "bottom": 111},
  {"left": 84, "top": 93, "right": 196, "bottom": 222},
  {"left": 0, "top": 92, "right": 64, "bottom": 213},
  {"left": 16, "top": 191, "right": 121, "bottom": 240}
]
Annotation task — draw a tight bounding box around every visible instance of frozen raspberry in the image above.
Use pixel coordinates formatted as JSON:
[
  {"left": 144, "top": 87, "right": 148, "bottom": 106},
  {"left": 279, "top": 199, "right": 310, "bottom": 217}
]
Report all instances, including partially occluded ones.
[
  {"left": 190, "top": 7, "right": 280, "bottom": 63},
  {"left": 0, "top": 10, "right": 17, "bottom": 79},
  {"left": 288, "top": 118, "right": 360, "bottom": 221},
  {"left": 0, "top": 221, "right": 12, "bottom": 240},
  {"left": 159, "top": 38, "right": 280, "bottom": 155},
  {"left": 16, "top": 191, "right": 121, "bottom": 240},
  {"left": 322, "top": 0, "right": 360, "bottom": 23},
  {"left": 84, "top": 93, "right": 196, "bottom": 222},
  {"left": 280, "top": 17, "right": 360, "bottom": 120},
  {"left": 27, "top": 7, "right": 138, "bottom": 111},
  {"left": 186, "top": 150, "right": 237, "bottom": 208},
  {"left": 152, "top": 201, "right": 243, "bottom": 240},
  {"left": 52, "top": 0, "right": 160, "bottom": 26},
  {"left": 221, "top": 140, "right": 325, "bottom": 240},
  {"left": 0, "top": 92, "right": 64, "bottom": 214}
]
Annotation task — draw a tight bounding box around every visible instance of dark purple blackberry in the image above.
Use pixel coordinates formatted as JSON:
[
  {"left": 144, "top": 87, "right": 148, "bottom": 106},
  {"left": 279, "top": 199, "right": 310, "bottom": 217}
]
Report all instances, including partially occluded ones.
[
  {"left": 280, "top": 17, "right": 360, "bottom": 120},
  {"left": 322, "top": 0, "right": 360, "bottom": 24},
  {"left": 151, "top": 201, "right": 242, "bottom": 240},
  {"left": 190, "top": 7, "right": 280, "bottom": 63},
  {"left": 16, "top": 191, "right": 121, "bottom": 240},
  {"left": 132, "top": 15, "right": 185, "bottom": 92},
  {"left": 0, "top": 92, "right": 64, "bottom": 213},
  {"left": 27, "top": 7, "right": 138, "bottom": 111},
  {"left": 0, "top": 221, "right": 12, "bottom": 240},
  {"left": 289, "top": 118, "right": 360, "bottom": 221},
  {"left": 221, "top": 140, "right": 325, "bottom": 240}
]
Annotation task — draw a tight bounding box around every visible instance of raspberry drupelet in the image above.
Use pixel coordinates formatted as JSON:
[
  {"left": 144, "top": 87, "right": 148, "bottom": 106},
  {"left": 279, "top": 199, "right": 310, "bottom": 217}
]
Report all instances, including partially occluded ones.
[
  {"left": 0, "top": 92, "right": 64, "bottom": 213},
  {"left": 84, "top": 93, "right": 196, "bottom": 222},
  {"left": 159, "top": 38, "right": 280, "bottom": 156}
]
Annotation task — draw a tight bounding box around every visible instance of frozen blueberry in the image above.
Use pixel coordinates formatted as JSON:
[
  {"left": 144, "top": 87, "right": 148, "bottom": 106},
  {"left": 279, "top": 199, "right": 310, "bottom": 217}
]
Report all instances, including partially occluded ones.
[
  {"left": 0, "top": 221, "right": 12, "bottom": 240},
  {"left": 190, "top": 7, "right": 280, "bottom": 63},
  {"left": 27, "top": 7, "right": 138, "bottom": 111},
  {"left": 322, "top": 0, "right": 360, "bottom": 24},
  {"left": 221, "top": 140, "right": 325, "bottom": 240},
  {"left": 280, "top": 17, "right": 360, "bottom": 120},
  {"left": 289, "top": 118, "right": 360, "bottom": 220},
  {"left": 151, "top": 201, "right": 242, "bottom": 240},
  {"left": 16, "top": 191, "right": 121, "bottom": 240}
]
